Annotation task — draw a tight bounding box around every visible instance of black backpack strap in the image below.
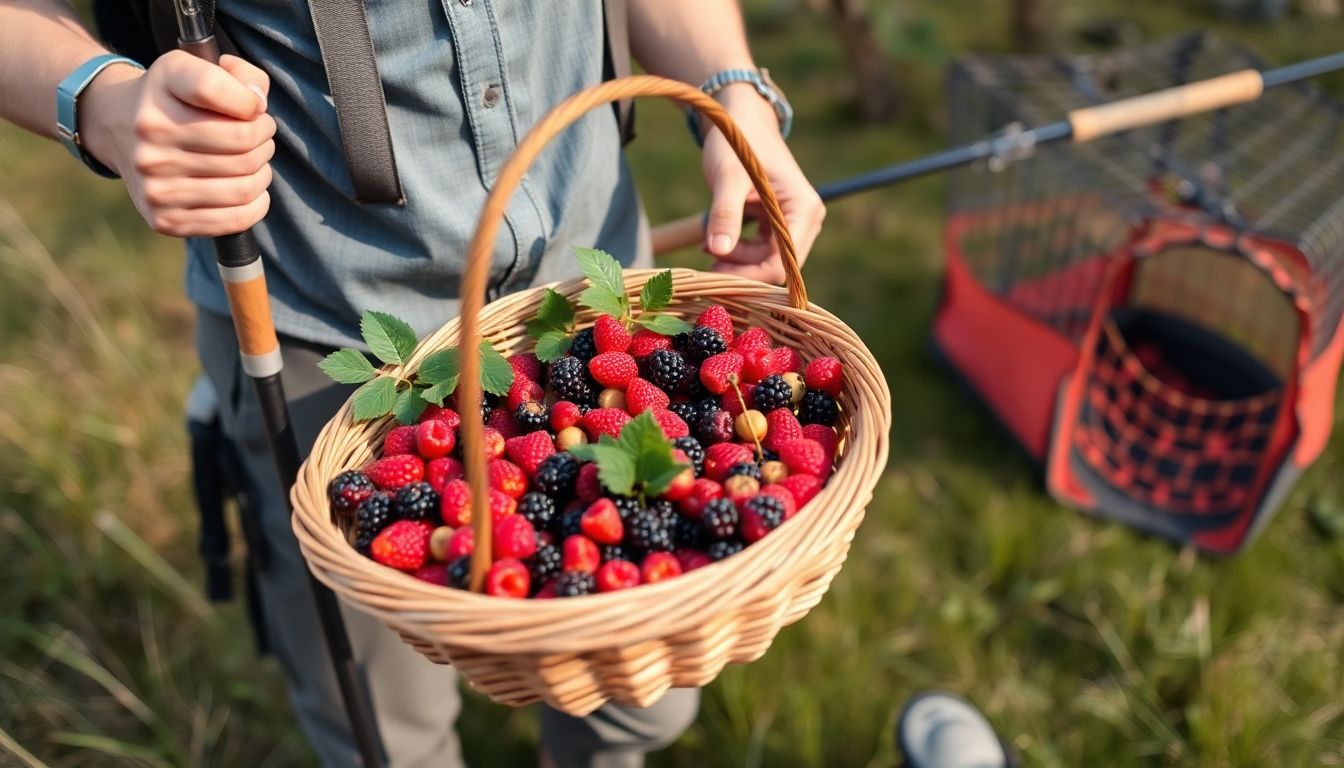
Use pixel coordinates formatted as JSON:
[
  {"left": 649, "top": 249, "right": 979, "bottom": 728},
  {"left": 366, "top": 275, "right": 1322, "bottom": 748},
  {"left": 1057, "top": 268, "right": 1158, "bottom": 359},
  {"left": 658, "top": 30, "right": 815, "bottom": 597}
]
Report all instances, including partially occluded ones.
[{"left": 603, "top": 0, "right": 635, "bottom": 145}]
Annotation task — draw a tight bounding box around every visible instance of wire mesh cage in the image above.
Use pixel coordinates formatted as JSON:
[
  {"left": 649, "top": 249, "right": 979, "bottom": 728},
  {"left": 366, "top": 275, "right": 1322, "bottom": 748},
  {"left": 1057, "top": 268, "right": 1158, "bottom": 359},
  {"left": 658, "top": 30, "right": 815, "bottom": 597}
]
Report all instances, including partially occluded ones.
[{"left": 934, "top": 34, "right": 1344, "bottom": 552}]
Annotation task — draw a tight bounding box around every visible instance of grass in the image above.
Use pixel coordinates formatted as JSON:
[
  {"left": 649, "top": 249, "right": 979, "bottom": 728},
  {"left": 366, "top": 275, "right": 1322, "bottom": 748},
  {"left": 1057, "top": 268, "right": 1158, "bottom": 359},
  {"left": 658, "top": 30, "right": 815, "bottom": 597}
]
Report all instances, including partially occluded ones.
[{"left": 3, "top": 1, "right": 1344, "bottom": 765}]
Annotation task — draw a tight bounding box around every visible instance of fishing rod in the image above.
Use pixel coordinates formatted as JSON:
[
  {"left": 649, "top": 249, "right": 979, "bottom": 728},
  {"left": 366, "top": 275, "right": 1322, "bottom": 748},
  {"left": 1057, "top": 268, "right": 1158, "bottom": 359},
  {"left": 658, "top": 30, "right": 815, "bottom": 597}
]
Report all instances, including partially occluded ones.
[
  {"left": 651, "top": 49, "right": 1344, "bottom": 254},
  {"left": 170, "top": 2, "right": 386, "bottom": 764}
]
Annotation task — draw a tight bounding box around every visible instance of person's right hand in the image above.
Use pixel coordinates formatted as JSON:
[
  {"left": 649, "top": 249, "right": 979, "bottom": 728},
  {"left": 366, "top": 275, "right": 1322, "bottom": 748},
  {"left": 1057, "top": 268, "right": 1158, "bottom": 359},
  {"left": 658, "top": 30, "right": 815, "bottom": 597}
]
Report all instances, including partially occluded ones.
[{"left": 80, "top": 51, "right": 275, "bottom": 238}]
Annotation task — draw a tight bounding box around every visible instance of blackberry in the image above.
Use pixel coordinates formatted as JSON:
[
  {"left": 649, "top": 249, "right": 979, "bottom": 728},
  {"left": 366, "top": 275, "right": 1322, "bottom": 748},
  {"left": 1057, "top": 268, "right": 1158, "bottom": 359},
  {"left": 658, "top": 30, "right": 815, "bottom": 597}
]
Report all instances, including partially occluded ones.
[
  {"left": 354, "top": 492, "right": 395, "bottom": 554},
  {"left": 613, "top": 496, "right": 642, "bottom": 521},
  {"left": 447, "top": 556, "right": 472, "bottom": 589},
  {"left": 328, "top": 470, "right": 375, "bottom": 519},
  {"left": 601, "top": 544, "right": 634, "bottom": 564},
  {"left": 668, "top": 401, "right": 699, "bottom": 426},
  {"left": 707, "top": 539, "right": 745, "bottom": 561},
  {"left": 549, "top": 356, "right": 595, "bottom": 405},
  {"left": 799, "top": 390, "right": 840, "bottom": 426},
  {"left": 673, "top": 515, "right": 706, "bottom": 549},
  {"left": 684, "top": 326, "right": 727, "bottom": 363},
  {"left": 726, "top": 462, "right": 762, "bottom": 481},
  {"left": 701, "top": 498, "right": 739, "bottom": 540},
  {"left": 693, "top": 398, "right": 721, "bottom": 423},
  {"left": 743, "top": 495, "right": 785, "bottom": 532},
  {"left": 671, "top": 332, "right": 691, "bottom": 352},
  {"left": 685, "top": 376, "right": 710, "bottom": 401},
  {"left": 556, "top": 507, "right": 585, "bottom": 539},
  {"left": 570, "top": 328, "right": 598, "bottom": 361},
  {"left": 648, "top": 499, "right": 676, "bottom": 523},
  {"left": 697, "top": 409, "right": 734, "bottom": 445},
  {"left": 518, "top": 492, "right": 557, "bottom": 531},
  {"left": 645, "top": 349, "right": 689, "bottom": 393},
  {"left": 534, "top": 453, "right": 580, "bottom": 498},
  {"left": 673, "top": 436, "right": 706, "bottom": 475},
  {"left": 554, "top": 570, "right": 596, "bottom": 597},
  {"left": 526, "top": 544, "right": 563, "bottom": 586},
  {"left": 626, "top": 510, "right": 674, "bottom": 554},
  {"left": 391, "top": 481, "right": 439, "bottom": 522},
  {"left": 515, "top": 401, "right": 549, "bottom": 432},
  {"left": 752, "top": 375, "right": 793, "bottom": 413}
]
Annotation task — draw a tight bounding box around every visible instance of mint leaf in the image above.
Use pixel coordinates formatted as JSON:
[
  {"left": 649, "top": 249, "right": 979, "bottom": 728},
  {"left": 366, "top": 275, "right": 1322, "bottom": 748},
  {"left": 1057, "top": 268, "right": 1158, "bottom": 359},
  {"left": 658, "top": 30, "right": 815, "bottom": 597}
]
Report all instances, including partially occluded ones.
[
  {"left": 421, "top": 378, "right": 459, "bottom": 406},
  {"left": 575, "top": 247, "right": 627, "bottom": 301},
  {"left": 393, "top": 387, "right": 428, "bottom": 424},
  {"left": 351, "top": 376, "right": 398, "bottom": 421},
  {"left": 528, "top": 288, "right": 576, "bottom": 339},
  {"left": 570, "top": 436, "right": 636, "bottom": 496},
  {"left": 634, "top": 314, "right": 692, "bottom": 336},
  {"left": 360, "top": 311, "right": 417, "bottom": 366},
  {"left": 418, "top": 348, "right": 459, "bottom": 385},
  {"left": 534, "top": 330, "right": 573, "bottom": 363},
  {"left": 618, "top": 411, "right": 686, "bottom": 495},
  {"left": 578, "top": 284, "right": 627, "bottom": 318},
  {"left": 479, "top": 340, "right": 515, "bottom": 396},
  {"left": 638, "top": 270, "right": 675, "bottom": 312},
  {"left": 318, "top": 348, "right": 377, "bottom": 384}
]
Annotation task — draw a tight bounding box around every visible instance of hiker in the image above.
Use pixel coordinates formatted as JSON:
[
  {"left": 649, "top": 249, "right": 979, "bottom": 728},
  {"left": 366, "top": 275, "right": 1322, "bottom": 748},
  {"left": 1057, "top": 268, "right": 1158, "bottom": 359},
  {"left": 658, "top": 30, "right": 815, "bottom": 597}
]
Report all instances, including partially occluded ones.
[{"left": 0, "top": 1, "right": 824, "bottom": 766}]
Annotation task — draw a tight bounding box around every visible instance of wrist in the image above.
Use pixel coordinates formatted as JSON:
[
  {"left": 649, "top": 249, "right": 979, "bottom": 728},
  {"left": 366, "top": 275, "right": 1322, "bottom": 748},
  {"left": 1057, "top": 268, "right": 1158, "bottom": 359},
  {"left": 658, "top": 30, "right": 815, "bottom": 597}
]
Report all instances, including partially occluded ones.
[{"left": 75, "top": 63, "right": 145, "bottom": 177}]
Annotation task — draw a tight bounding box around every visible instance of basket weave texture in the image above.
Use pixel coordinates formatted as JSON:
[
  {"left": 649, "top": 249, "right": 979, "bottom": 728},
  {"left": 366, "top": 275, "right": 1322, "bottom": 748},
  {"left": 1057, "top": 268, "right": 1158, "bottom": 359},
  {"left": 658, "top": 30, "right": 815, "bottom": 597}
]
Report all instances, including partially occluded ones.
[{"left": 290, "top": 76, "right": 892, "bottom": 716}]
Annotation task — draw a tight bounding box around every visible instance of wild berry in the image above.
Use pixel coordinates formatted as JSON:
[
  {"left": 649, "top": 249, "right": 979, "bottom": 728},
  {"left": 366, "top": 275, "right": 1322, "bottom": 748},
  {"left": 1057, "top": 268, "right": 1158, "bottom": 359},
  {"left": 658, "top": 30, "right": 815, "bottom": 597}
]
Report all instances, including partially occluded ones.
[
  {"left": 569, "top": 328, "right": 598, "bottom": 361},
  {"left": 645, "top": 349, "right": 689, "bottom": 393},
  {"left": 701, "top": 498, "right": 739, "bottom": 540},
  {"left": 549, "top": 356, "right": 595, "bottom": 405},
  {"left": 707, "top": 539, "right": 745, "bottom": 561},
  {"left": 798, "top": 390, "right": 840, "bottom": 426},
  {"left": 354, "top": 492, "right": 395, "bottom": 554},
  {"left": 517, "top": 491, "right": 556, "bottom": 530},
  {"left": 328, "top": 470, "right": 375, "bottom": 518},
  {"left": 534, "top": 452, "right": 580, "bottom": 498},
  {"left": 685, "top": 326, "right": 727, "bottom": 363},
  {"left": 553, "top": 570, "right": 597, "bottom": 597},
  {"left": 391, "top": 481, "right": 440, "bottom": 522},
  {"left": 752, "top": 375, "right": 793, "bottom": 413},
  {"left": 673, "top": 436, "right": 706, "bottom": 475},
  {"left": 527, "top": 544, "right": 563, "bottom": 587},
  {"left": 515, "top": 401, "right": 550, "bottom": 432},
  {"left": 625, "top": 510, "right": 674, "bottom": 554}
]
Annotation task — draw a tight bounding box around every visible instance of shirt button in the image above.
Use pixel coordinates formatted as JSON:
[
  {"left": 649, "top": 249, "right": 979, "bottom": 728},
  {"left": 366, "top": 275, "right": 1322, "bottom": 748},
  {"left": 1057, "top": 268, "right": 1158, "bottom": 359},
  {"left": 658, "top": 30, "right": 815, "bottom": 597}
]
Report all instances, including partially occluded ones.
[{"left": 483, "top": 84, "right": 501, "bottom": 109}]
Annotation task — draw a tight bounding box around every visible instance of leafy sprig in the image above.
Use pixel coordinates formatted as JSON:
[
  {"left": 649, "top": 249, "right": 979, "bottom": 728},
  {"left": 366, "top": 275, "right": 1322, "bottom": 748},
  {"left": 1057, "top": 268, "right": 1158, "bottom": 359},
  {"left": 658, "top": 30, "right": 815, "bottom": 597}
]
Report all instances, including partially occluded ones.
[
  {"left": 318, "top": 310, "right": 514, "bottom": 424},
  {"left": 568, "top": 411, "right": 690, "bottom": 498}
]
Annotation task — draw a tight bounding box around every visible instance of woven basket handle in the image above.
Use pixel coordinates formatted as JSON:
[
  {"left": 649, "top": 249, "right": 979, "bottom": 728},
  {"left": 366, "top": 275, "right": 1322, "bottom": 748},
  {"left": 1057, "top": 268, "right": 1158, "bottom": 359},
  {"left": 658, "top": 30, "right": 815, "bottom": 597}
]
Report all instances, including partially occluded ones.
[{"left": 459, "top": 75, "right": 806, "bottom": 590}]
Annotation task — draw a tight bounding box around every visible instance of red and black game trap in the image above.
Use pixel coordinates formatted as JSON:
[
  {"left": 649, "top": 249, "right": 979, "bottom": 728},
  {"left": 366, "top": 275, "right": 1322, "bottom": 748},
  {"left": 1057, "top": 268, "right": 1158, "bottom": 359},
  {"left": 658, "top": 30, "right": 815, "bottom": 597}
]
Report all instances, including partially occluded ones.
[{"left": 934, "top": 35, "right": 1344, "bottom": 552}]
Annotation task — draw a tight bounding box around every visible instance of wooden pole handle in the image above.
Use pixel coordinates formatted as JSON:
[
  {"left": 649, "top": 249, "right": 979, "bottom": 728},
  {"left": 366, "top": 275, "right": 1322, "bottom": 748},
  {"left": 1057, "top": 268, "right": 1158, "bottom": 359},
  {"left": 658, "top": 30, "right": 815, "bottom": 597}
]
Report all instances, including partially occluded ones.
[
  {"left": 651, "top": 212, "right": 708, "bottom": 256},
  {"left": 1068, "top": 69, "right": 1264, "bottom": 142},
  {"left": 460, "top": 76, "right": 807, "bottom": 591}
]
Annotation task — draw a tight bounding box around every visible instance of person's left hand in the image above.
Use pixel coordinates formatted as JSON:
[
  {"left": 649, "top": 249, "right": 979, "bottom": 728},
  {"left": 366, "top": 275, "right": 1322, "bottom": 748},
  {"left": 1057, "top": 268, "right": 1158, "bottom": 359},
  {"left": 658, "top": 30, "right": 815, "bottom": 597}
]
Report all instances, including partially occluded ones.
[{"left": 700, "top": 83, "right": 824, "bottom": 284}]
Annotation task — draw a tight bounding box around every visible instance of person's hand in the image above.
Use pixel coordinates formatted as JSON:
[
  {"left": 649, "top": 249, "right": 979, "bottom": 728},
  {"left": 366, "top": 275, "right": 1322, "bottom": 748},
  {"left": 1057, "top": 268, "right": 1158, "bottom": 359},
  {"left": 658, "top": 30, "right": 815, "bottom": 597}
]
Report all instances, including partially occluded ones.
[
  {"left": 80, "top": 51, "right": 275, "bottom": 237},
  {"left": 699, "top": 83, "right": 824, "bottom": 284}
]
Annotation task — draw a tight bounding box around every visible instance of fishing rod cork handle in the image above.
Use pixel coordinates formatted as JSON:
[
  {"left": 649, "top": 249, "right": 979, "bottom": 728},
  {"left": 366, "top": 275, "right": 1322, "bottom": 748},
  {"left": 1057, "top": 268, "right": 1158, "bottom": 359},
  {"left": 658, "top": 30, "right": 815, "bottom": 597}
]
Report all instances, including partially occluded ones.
[{"left": 1068, "top": 69, "right": 1263, "bottom": 142}]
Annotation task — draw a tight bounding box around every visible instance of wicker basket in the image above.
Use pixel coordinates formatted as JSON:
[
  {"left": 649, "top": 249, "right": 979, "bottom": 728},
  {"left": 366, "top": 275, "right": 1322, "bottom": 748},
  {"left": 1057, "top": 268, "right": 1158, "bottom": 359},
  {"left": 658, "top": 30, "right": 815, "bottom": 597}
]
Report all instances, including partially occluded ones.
[{"left": 291, "top": 76, "right": 891, "bottom": 716}]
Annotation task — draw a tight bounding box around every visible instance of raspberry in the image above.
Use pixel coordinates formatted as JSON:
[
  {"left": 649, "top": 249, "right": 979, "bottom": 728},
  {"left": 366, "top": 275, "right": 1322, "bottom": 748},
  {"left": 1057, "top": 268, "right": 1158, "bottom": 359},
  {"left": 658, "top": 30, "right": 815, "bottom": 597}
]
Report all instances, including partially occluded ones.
[
  {"left": 779, "top": 439, "right": 830, "bottom": 478},
  {"left": 580, "top": 498, "right": 624, "bottom": 545},
  {"left": 443, "top": 526, "right": 474, "bottom": 560},
  {"left": 493, "top": 514, "right": 538, "bottom": 560},
  {"left": 626, "top": 378, "right": 670, "bottom": 415},
  {"left": 645, "top": 349, "right": 690, "bottom": 393},
  {"left": 742, "top": 347, "right": 775, "bottom": 383},
  {"left": 506, "top": 377, "right": 545, "bottom": 413},
  {"left": 695, "top": 305, "right": 734, "bottom": 344},
  {"left": 740, "top": 495, "right": 786, "bottom": 542},
  {"left": 412, "top": 563, "right": 448, "bottom": 586},
  {"left": 575, "top": 462, "right": 602, "bottom": 502},
  {"left": 550, "top": 401, "right": 583, "bottom": 431},
  {"left": 370, "top": 520, "right": 434, "bottom": 571},
  {"left": 481, "top": 427, "right": 506, "bottom": 460},
  {"left": 679, "top": 478, "right": 723, "bottom": 518},
  {"left": 517, "top": 491, "right": 556, "bottom": 530},
  {"left": 554, "top": 570, "right": 597, "bottom": 597},
  {"left": 801, "top": 424, "right": 839, "bottom": 459},
  {"left": 422, "top": 405, "right": 461, "bottom": 429},
  {"left": 391, "top": 481, "right": 439, "bottom": 522},
  {"left": 640, "top": 552, "right": 683, "bottom": 584},
  {"left": 696, "top": 408, "right": 735, "bottom": 445},
  {"left": 328, "top": 470, "right": 375, "bottom": 518},
  {"left": 563, "top": 534, "right": 601, "bottom": 573},
  {"left": 672, "top": 436, "right": 706, "bottom": 475},
  {"left": 354, "top": 492, "right": 394, "bottom": 554},
  {"left": 652, "top": 409, "right": 691, "bottom": 440},
  {"left": 509, "top": 353, "right": 544, "bottom": 387},
  {"left": 549, "top": 356, "right": 595, "bottom": 405},
  {"left": 487, "top": 459, "right": 528, "bottom": 498},
  {"left": 764, "top": 409, "right": 804, "bottom": 453},
  {"left": 704, "top": 442, "right": 753, "bottom": 481},
  {"left": 759, "top": 484, "right": 798, "bottom": 519},
  {"left": 769, "top": 346, "right": 805, "bottom": 375},
  {"left": 625, "top": 509, "right": 673, "bottom": 554},
  {"left": 569, "top": 328, "right": 598, "bottom": 361},
  {"left": 799, "top": 390, "right": 839, "bottom": 427},
  {"left": 365, "top": 454, "right": 425, "bottom": 491},
  {"left": 752, "top": 375, "right": 793, "bottom": 413},
  {"left": 592, "top": 314, "right": 632, "bottom": 354},
  {"left": 804, "top": 357, "right": 844, "bottom": 397},
  {"left": 439, "top": 479, "right": 472, "bottom": 527},
  {"left": 596, "top": 559, "right": 641, "bottom": 592},
  {"left": 701, "top": 498, "right": 739, "bottom": 540},
  {"left": 533, "top": 452, "right": 580, "bottom": 498},
  {"left": 486, "top": 407, "right": 520, "bottom": 439},
  {"left": 780, "top": 473, "right": 823, "bottom": 507},
  {"left": 721, "top": 386, "right": 754, "bottom": 418},
  {"left": 729, "top": 326, "right": 771, "bottom": 353},
  {"left": 663, "top": 457, "right": 696, "bottom": 501},
  {"left": 672, "top": 514, "right": 706, "bottom": 549},
  {"left": 630, "top": 329, "right": 672, "bottom": 358},
  {"left": 582, "top": 407, "right": 631, "bottom": 440},
  {"left": 488, "top": 489, "right": 517, "bottom": 521},
  {"left": 526, "top": 543, "right": 563, "bottom": 586},
  {"left": 383, "top": 425, "right": 418, "bottom": 457},
  {"left": 707, "top": 539, "right": 744, "bottom": 561},
  {"left": 675, "top": 548, "right": 714, "bottom": 572},
  {"left": 589, "top": 352, "right": 639, "bottom": 389},
  {"left": 685, "top": 326, "right": 727, "bottom": 363},
  {"left": 414, "top": 419, "right": 456, "bottom": 459},
  {"left": 486, "top": 558, "right": 531, "bottom": 598},
  {"left": 426, "top": 457, "right": 465, "bottom": 492},
  {"left": 446, "top": 556, "right": 472, "bottom": 589},
  {"left": 505, "top": 430, "right": 556, "bottom": 476},
  {"left": 699, "top": 352, "right": 744, "bottom": 395},
  {"left": 514, "top": 401, "right": 550, "bottom": 433}
]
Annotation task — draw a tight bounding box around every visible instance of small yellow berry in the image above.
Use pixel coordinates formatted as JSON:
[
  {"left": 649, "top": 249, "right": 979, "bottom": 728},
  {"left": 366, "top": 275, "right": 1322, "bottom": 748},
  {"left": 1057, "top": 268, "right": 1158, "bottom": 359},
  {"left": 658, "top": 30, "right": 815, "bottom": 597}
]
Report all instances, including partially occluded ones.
[
  {"left": 428, "top": 526, "right": 455, "bottom": 561},
  {"left": 781, "top": 372, "right": 806, "bottom": 404},
  {"left": 760, "top": 460, "right": 789, "bottom": 485},
  {"left": 597, "top": 388, "right": 627, "bottom": 410},
  {"left": 556, "top": 426, "right": 589, "bottom": 451},
  {"left": 735, "top": 409, "right": 768, "bottom": 441}
]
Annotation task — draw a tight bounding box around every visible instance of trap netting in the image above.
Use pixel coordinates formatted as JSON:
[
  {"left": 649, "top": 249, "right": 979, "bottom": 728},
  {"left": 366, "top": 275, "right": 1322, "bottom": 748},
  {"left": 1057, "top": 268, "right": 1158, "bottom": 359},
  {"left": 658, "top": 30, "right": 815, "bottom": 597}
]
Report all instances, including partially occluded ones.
[{"left": 933, "top": 33, "right": 1344, "bottom": 552}]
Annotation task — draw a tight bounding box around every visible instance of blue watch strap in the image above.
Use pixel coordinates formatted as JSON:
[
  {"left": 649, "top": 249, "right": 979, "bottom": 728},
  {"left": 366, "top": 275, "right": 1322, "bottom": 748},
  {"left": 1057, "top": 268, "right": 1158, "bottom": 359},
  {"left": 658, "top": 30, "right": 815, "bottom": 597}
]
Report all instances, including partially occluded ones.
[
  {"left": 686, "top": 68, "right": 794, "bottom": 147},
  {"left": 57, "top": 54, "right": 145, "bottom": 179}
]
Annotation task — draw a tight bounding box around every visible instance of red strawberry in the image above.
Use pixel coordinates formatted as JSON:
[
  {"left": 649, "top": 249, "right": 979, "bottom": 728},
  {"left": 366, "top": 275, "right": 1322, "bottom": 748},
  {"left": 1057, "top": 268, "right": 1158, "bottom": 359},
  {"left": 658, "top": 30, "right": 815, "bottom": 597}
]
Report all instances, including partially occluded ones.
[
  {"left": 596, "top": 559, "right": 641, "bottom": 592},
  {"left": 563, "top": 535, "right": 601, "bottom": 573},
  {"left": 425, "top": 405, "right": 461, "bottom": 429},
  {"left": 780, "top": 473, "right": 823, "bottom": 507},
  {"left": 704, "top": 443, "right": 753, "bottom": 482},
  {"left": 589, "top": 352, "right": 638, "bottom": 389},
  {"left": 699, "top": 352, "right": 745, "bottom": 395},
  {"left": 506, "top": 377, "right": 544, "bottom": 412},
  {"left": 729, "top": 326, "right": 771, "bottom": 353},
  {"left": 779, "top": 439, "right": 829, "bottom": 478},
  {"left": 760, "top": 483, "right": 798, "bottom": 519},
  {"left": 640, "top": 552, "right": 683, "bottom": 583},
  {"left": 489, "top": 488, "right": 518, "bottom": 521},
  {"left": 593, "top": 315, "right": 632, "bottom": 354},
  {"left": 580, "top": 498, "right": 624, "bottom": 544},
  {"left": 416, "top": 419, "right": 456, "bottom": 459},
  {"left": 674, "top": 548, "right": 713, "bottom": 572},
  {"left": 440, "top": 479, "right": 473, "bottom": 527},
  {"left": 411, "top": 563, "right": 448, "bottom": 586},
  {"left": 581, "top": 408, "right": 631, "bottom": 440},
  {"left": 742, "top": 347, "right": 774, "bottom": 383},
  {"left": 481, "top": 426, "right": 506, "bottom": 460},
  {"left": 486, "top": 558, "right": 531, "bottom": 598},
  {"left": 764, "top": 409, "right": 804, "bottom": 452},
  {"left": 696, "top": 305, "right": 734, "bottom": 343},
  {"left": 679, "top": 478, "right": 724, "bottom": 518},
  {"left": 721, "top": 386, "right": 754, "bottom": 418},
  {"left": 575, "top": 462, "right": 603, "bottom": 502},
  {"left": 444, "top": 526, "right": 474, "bottom": 559},
  {"left": 769, "top": 346, "right": 804, "bottom": 375},
  {"left": 370, "top": 520, "right": 433, "bottom": 571},
  {"left": 493, "top": 514, "right": 537, "bottom": 560},
  {"left": 801, "top": 424, "right": 839, "bottom": 459},
  {"left": 505, "top": 430, "right": 555, "bottom": 475},
  {"left": 630, "top": 329, "right": 672, "bottom": 358},
  {"left": 804, "top": 356, "right": 844, "bottom": 397},
  {"left": 426, "top": 457, "right": 465, "bottom": 492},
  {"left": 366, "top": 455, "right": 425, "bottom": 490},
  {"left": 652, "top": 409, "right": 690, "bottom": 440},
  {"left": 487, "top": 459, "right": 528, "bottom": 498},
  {"left": 487, "top": 408, "right": 521, "bottom": 439},
  {"left": 550, "top": 400, "right": 583, "bottom": 431},
  {"left": 626, "top": 377, "right": 670, "bottom": 414},
  {"left": 383, "top": 425, "right": 417, "bottom": 457},
  {"left": 509, "top": 353, "right": 544, "bottom": 386}
]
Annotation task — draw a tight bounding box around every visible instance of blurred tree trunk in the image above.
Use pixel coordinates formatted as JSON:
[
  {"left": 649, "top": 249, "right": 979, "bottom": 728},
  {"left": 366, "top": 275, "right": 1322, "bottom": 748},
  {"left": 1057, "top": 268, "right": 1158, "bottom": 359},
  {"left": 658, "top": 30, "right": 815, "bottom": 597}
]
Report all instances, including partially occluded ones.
[
  {"left": 1011, "top": 0, "right": 1052, "bottom": 53},
  {"left": 812, "top": 0, "right": 901, "bottom": 122}
]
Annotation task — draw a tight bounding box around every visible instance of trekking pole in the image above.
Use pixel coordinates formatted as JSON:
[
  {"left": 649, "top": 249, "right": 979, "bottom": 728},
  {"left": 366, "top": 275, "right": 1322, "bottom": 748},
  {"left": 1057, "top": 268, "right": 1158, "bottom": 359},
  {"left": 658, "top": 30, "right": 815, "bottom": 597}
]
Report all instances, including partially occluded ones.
[
  {"left": 172, "top": 2, "right": 386, "bottom": 764},
  {"left": 651, "top": 49, "right": 1344, "bottom": 254}
]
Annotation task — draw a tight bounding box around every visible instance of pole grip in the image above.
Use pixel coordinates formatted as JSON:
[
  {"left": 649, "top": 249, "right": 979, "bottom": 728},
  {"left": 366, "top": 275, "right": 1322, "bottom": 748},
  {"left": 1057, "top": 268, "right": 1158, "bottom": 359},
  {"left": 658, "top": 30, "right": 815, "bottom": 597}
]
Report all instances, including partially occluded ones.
[
  {"left": 650, "top": 212, "right": 707, "bottom": 256},
  {"left": 1068, "top": 69, "right": 1264, "bottom": 142}
]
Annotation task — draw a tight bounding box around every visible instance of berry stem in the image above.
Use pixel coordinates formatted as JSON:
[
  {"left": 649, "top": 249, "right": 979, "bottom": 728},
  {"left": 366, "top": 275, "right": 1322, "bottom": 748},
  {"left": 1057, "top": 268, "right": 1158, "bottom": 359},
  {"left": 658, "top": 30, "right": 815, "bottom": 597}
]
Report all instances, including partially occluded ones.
[{"left": 728, "top": 374, "right": 764, "bottom": 462}]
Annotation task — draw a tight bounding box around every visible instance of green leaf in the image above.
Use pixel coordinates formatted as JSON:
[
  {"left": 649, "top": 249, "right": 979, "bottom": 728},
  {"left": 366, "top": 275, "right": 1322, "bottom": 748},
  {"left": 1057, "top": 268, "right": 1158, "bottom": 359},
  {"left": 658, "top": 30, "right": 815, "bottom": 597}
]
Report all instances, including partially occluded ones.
[
  {"left": 421, "top": 378, "right": 459, "bottom": 406},
  {"left": 317, "top": 348, "right": 377, "bottom": 384},
  {"left": 478, "top": 340, "right": 515, "bottom": 396},
  {"left": 360, "top": 310, "right": 418, "bottom": 366},
  {"left": 634, "top": 314, "right": 693, "bottom": 336},
  {"left": 534, "top": 330, "right": 573, "bottom": 363},
  {"left": 528, "top": 288, "right": 576, "bottom": 339},
  {"left": 578, "top": 284, "right": 627, "bottom": 318},
  {"left": 618, "top": 411, "right": 687, "bottom": 496},
  {"left": 393, "top": 387, "right": 429, "bottom": 424},
  {"left": 417, "top": 348, "right": 460, "bottom": 385},
  {"left": 574, "top": 246, "right": 627, "bottom": 300},
  {"left": 638, "top": 270, "right": 675, "bottom": 312},
  {"left": 351, "top": 377, "right": 398, "bottom": 421},
  {"left": 570, "top": 436, "right": 636, "bottom": 496}
]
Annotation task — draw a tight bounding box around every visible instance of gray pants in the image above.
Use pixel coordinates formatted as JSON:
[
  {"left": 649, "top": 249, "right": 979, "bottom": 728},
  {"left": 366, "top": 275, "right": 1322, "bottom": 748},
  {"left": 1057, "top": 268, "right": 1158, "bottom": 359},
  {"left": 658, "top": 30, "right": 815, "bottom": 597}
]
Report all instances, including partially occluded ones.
[{"left": 195, "top": 310, "right": 698, "bottom": 767}]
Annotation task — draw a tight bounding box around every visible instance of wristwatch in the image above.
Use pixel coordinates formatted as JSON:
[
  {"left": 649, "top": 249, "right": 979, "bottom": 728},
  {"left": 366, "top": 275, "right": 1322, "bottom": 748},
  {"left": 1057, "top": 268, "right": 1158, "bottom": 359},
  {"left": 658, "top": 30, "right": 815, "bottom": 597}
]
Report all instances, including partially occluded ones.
[
  {"left": 56, "top": 53, "right": 145, "bottom": 179},
  {"left": 687, "top": 68, "right": 794, "bottom": 146}
]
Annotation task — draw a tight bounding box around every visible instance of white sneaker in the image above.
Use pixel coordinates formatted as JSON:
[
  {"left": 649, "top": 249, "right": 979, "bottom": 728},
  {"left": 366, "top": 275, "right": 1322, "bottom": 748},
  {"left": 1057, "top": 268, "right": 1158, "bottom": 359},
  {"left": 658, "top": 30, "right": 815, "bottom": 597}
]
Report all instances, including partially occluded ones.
[{"left": 898, "top": 691, "right": 1012, "bottom": 768}]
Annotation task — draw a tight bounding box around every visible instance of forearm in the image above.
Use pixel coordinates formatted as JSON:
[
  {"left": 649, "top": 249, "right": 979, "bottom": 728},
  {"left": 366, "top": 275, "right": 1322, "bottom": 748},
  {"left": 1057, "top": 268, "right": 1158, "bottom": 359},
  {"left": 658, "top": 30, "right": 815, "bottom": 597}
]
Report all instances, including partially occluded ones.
[
  {"left": 0, "top": 1, "right": 120, "bottom": 138},
  {"left": 628, "top": 0, "right": 756, "bottom": 86}
]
